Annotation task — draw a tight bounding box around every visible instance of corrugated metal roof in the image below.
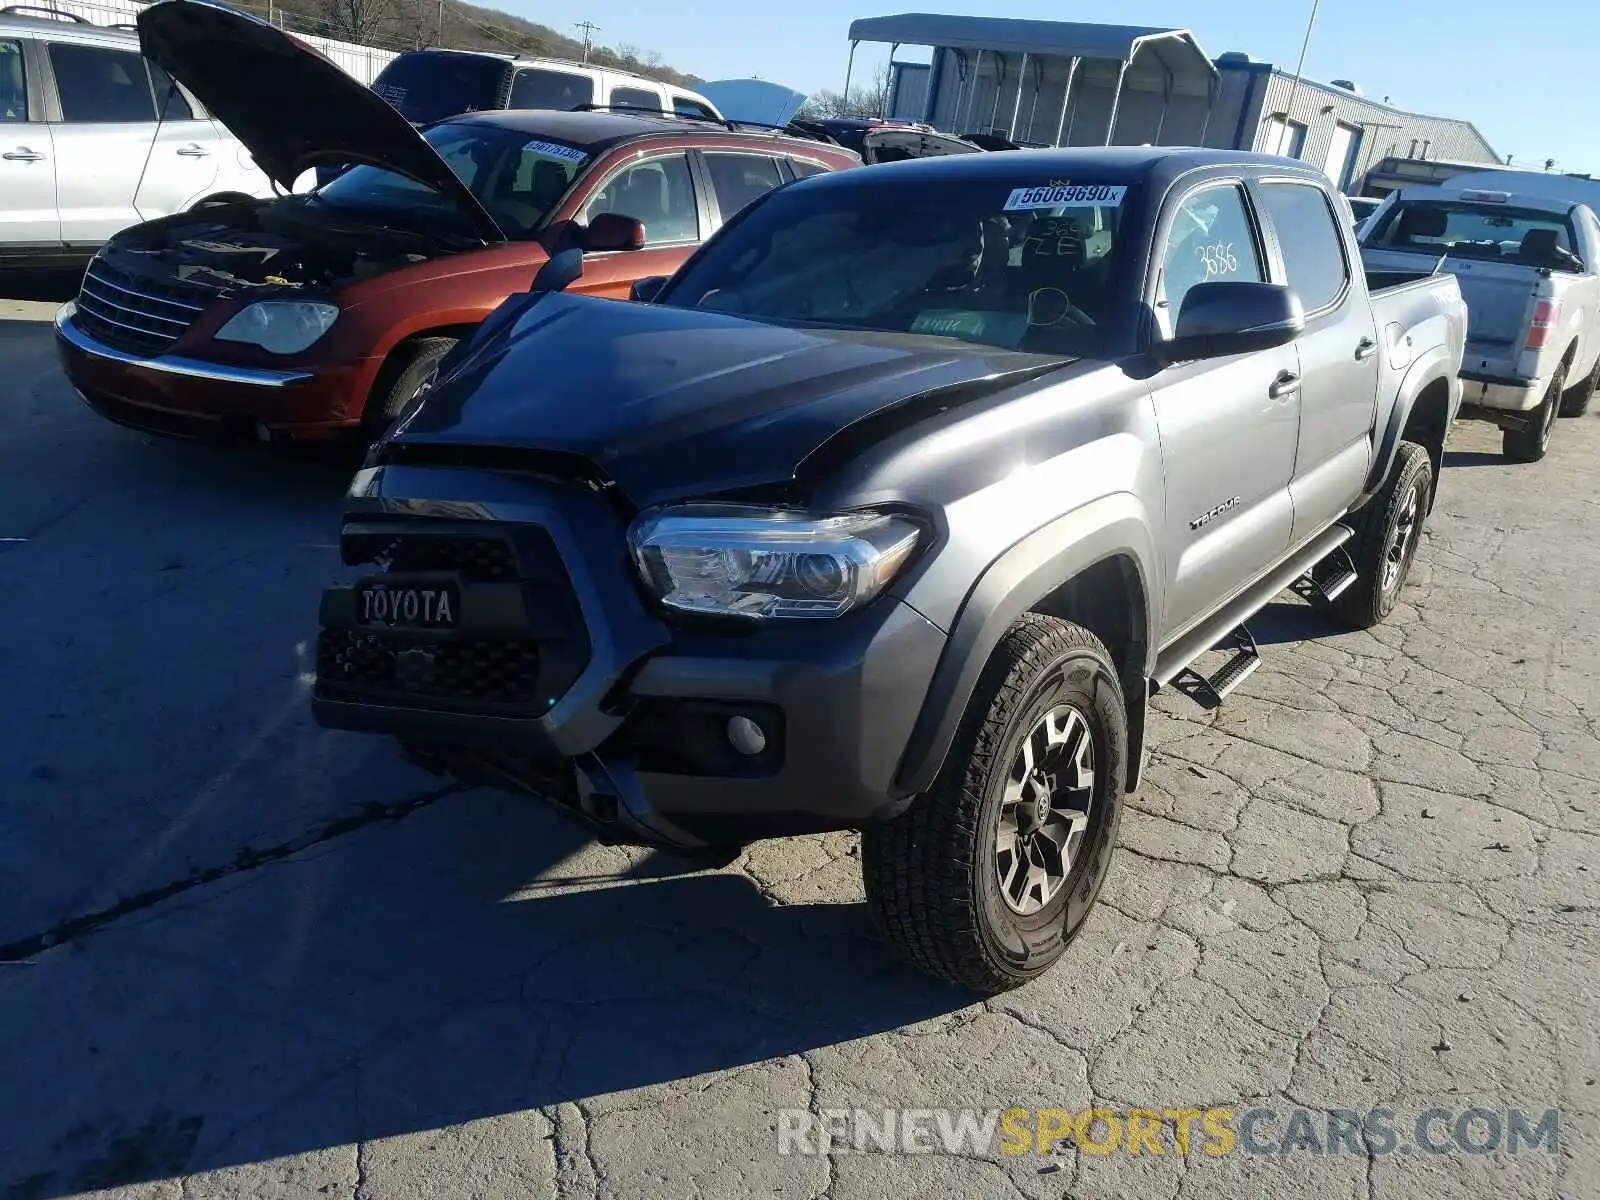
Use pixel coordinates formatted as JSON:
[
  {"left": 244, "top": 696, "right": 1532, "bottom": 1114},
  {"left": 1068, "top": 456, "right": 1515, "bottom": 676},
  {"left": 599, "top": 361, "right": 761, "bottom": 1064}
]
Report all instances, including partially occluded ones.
[{"left": 846, "top": 14, "right": 1217, "bottom": 81}]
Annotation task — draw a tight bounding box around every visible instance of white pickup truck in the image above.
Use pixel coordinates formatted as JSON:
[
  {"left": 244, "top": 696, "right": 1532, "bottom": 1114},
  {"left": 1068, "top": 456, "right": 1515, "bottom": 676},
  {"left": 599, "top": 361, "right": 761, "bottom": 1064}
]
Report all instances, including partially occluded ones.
[{"left": 1360, "top": 184, "right": 1600, "bottom": 462}]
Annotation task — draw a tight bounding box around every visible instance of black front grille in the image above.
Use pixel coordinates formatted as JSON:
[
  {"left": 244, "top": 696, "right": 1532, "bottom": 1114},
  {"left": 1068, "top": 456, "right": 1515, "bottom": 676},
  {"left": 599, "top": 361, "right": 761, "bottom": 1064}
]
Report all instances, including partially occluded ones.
[
  {"left": 322, "top": 523, "right": 591, "bottom": 715},
  {"left": 75, "top": 258, "right": 209, "bottom": 356},
  {"left": 341, "top": 533, "right": 518, "bottom": 582},
  {"left": 317, "top": 629, "right": 542, "bottom": 706}
]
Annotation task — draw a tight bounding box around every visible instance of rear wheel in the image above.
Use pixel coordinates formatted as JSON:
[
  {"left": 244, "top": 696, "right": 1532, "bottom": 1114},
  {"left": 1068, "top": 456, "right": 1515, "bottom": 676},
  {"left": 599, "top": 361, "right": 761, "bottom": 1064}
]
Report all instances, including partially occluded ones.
[
  {"left": 1503, "top": 362, "right": 1564, "bottom": 462},
  {"left": 1561, "top": 354, "right": 1598, "bottom": 417},
  {"left": 1330, "top": 440, "right": 1432, "bottom": 630},
  {"left": 360, "top": 336, "right": 458, "bottom": 445},
  {"left": 861, "top": 614, "right": 1126, "bottom": 994}
]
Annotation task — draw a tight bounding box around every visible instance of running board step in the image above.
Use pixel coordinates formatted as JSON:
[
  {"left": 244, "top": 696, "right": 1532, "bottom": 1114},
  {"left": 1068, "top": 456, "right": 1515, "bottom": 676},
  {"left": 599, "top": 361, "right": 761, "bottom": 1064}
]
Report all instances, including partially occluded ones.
[
  {"left": 1291, "top": 545, "right": 1359, "bottom": 605},
  {"left": 1174, "top": 625, "right": 1261, "bottom": 709}
]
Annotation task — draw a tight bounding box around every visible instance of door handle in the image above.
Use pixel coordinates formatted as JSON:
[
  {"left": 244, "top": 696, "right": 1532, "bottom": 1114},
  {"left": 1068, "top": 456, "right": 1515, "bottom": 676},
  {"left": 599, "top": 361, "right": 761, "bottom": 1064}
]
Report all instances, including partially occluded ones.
[
  {"left": 2, "top": 148, "right": 45, "bottom": 162},
  {"left": 1268, "top": 370, "right": 1301, "bottom": 400},
  {"left": 1355, "top": 337, "right": 1378, "bottom": 361},
  {"left": 176, "top": 145, "right": 210, "bottom": 157}
]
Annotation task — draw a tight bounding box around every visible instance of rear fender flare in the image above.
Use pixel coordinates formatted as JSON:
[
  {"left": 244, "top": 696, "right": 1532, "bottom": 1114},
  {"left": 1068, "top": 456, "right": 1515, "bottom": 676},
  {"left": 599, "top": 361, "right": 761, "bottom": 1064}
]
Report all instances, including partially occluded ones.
[
  {"left": 892, "top": 493, "right": 1158, "bottom": 798},
  {"left": 1362, "top": 345, "right": 1460, "bottom": 499}
]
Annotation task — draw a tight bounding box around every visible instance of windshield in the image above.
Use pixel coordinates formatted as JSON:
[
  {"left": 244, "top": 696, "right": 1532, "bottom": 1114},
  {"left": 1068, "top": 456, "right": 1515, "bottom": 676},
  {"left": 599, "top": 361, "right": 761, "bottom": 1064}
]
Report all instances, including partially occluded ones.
[
  {"left": 660, "top": 176, "right": 1135, "bottom": 357},
  {"left": 314, "top": 123, "right": 590, "bottom": 239},
  {"left": 372, "top": 52, "right": 507, "bottom": 124},
  {"left": 1369, "top": 200, "right": 1581, "bottom": 269}
]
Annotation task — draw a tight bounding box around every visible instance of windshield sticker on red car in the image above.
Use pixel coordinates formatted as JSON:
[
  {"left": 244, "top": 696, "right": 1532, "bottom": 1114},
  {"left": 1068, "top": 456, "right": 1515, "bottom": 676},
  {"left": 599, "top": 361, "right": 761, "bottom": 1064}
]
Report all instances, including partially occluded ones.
[
  {"left": 1004, "top": 184, "right": 1127, "bottom": 211},
  {"left": 524, "top": 140, "right": 589, "bottom": 166}
]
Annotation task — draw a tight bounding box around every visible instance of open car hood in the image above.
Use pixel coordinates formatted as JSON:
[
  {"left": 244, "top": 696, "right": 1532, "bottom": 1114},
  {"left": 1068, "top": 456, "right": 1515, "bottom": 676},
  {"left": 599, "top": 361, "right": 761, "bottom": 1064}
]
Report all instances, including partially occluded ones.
[
  {"left": 696, "top": 79, "right": 808, "bottom": 128},
  {"left": 136, "top": 0, "right": 505, "bottom": 242}
]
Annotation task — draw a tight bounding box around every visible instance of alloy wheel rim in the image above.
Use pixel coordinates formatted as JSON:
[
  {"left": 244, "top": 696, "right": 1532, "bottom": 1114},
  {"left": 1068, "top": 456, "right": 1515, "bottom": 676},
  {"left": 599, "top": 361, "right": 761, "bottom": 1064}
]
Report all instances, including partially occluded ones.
[
  {"left": 1541, "top": 391, "right": 1558, "bottom": 450},
  {"left": 994, "top": 703, "right": 1096, "bottom": 916},
  {"left": 1381, "top": 482, "right": 1422, "bottom": 594}
]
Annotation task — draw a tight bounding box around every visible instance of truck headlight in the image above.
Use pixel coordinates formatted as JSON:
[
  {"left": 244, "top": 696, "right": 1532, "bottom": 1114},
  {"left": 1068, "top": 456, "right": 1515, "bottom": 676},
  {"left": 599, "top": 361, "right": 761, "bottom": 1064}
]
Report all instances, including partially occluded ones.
[
  {"left": 215, "top": 301, "right": 338, "bottom": 354},
  {"left": 628, "top": 504, "right": 921, "bottom": 620}
]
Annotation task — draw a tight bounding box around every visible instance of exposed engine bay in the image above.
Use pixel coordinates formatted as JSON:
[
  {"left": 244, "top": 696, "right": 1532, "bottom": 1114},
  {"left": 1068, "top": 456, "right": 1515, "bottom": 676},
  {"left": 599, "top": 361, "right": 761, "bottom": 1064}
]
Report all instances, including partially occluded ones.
[{"left": 101, "top": 199, "right": 457, "bottom": 293}]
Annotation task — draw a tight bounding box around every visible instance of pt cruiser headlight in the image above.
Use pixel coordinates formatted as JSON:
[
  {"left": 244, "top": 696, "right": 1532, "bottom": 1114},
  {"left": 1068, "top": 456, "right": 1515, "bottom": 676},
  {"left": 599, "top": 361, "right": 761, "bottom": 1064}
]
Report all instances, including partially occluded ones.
[
  {"left": 215, "top": 301, "right": 339, "bottom": 354},
  {"left": 628, "top": 504, "right": 922, "bottom": 620}
]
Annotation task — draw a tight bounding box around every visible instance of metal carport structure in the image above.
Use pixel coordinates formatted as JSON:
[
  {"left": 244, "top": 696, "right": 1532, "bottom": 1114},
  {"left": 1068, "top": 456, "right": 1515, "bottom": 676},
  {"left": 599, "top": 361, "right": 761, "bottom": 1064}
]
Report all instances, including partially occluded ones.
[{"left": 844, "top": 14, "right": 1219, "bottom": 148}]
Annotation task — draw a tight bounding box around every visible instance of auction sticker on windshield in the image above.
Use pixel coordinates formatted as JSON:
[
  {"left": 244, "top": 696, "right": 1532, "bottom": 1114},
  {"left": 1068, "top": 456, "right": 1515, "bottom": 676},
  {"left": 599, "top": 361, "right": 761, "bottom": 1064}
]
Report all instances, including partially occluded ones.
[
  {"left": 1005, "top": 184, "right": 1127, "bottom": 211},
  {"left": 524, "top": 140, "right": 589, "bottom": 165}
]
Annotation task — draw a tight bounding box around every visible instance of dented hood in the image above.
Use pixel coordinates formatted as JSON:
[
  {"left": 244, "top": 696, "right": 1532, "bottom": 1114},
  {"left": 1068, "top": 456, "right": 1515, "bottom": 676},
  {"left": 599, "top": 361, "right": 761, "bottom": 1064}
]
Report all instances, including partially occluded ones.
[
  {"left": 389, "top": 293, "right": 1066, "bottom": 506},
  {"left": 137, "top": 0, "right": 504, "bottom": 242}
]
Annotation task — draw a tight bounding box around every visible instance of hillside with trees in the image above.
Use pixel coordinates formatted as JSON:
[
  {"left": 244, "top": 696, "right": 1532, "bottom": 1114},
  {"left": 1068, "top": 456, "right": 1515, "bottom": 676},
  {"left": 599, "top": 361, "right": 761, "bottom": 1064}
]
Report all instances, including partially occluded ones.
[{"left": 238, "top": 0, "right": 702, "bottom": 86}]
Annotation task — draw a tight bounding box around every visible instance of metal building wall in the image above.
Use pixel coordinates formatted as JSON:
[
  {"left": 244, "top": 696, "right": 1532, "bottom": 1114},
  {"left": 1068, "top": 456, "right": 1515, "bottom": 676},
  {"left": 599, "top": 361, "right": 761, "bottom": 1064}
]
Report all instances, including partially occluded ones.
[
  {"left": 1233, "top": 69, "right": 1498, "bottom": 188},
  {"left": 910, "top": 51, "right": 1213, "bottom": 146}
]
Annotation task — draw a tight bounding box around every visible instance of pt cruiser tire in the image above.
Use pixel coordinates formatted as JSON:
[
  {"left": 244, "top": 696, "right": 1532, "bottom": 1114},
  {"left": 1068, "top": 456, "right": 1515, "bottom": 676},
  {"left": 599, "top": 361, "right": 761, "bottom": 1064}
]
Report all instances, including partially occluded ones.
[{"left": 862, "top": 613, "right": 1126, "bottom": 994}]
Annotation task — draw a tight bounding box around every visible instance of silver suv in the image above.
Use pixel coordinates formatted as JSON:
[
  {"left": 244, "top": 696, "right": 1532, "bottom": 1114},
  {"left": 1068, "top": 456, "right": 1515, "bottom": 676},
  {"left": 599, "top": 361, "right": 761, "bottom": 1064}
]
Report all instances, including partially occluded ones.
[{"left": 0, "top": 6, "right": 276, "bottom": 269}]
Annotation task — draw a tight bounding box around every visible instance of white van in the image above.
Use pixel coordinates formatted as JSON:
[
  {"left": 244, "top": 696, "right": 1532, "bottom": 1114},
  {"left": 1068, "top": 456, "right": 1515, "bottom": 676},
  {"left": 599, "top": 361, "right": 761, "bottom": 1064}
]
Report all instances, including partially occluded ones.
[
  {"left": 369, "top": 49, "right": 723, "bottom": 125},
  {"left": 1, "top": 8, "right": 278, "bottom": 270}
]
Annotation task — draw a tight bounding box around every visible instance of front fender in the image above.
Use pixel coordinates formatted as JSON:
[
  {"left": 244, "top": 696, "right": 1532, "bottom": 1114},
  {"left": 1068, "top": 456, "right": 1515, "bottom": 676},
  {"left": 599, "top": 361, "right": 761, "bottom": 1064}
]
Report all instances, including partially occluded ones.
[{"left": 892, "top": 492, "right": 1158, "bottom": 797}]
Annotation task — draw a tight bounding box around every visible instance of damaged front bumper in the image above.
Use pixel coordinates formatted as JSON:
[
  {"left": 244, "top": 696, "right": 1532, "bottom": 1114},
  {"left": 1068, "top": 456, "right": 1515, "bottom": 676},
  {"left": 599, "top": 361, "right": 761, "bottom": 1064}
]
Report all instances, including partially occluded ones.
[{"left": 312, "top": 463, "right": 947, "bottom": 852}]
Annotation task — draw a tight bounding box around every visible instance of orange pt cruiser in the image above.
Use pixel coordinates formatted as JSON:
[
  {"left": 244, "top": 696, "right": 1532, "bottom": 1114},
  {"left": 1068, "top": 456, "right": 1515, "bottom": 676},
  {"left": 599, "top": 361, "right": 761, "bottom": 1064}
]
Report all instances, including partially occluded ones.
[{"left": 55, "top": 0, "right": 859, "bottom": 445}]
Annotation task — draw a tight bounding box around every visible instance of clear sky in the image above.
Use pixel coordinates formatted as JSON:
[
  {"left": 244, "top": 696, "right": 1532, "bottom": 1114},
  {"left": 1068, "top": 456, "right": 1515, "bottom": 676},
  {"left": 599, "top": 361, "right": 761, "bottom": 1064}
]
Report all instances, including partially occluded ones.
[{"left": 509, "top": 0, "right": 1590, "bottom": 173}]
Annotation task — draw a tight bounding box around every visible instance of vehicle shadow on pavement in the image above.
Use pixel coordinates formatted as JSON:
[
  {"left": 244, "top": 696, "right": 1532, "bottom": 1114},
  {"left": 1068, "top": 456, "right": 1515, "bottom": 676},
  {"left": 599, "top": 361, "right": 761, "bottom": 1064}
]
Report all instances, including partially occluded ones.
[
  {"left": 1443, "top": 449, "right": 1507, "bottom": 469},
  {"left": 1239, "top": 597, "right": 1346, "bottom": 646},
  {"left": 1, "top": 784, "right": 964, "bottom": 1196},
  {"left": 0, "top": 268, "right": 85, "bottom": 305}
]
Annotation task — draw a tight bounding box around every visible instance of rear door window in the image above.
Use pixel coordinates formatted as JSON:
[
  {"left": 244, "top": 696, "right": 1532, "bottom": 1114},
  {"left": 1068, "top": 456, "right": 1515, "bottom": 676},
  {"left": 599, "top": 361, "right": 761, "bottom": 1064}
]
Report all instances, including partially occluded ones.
[
  {"left": 146, "top": 62, "right": 194, "bottom": 121},
  {"left": 509, "top": 67, "right": 594, "bottom": 111},
  {"left": 49, "top": 42, "right": 157, "bottom": 123},
  {"left": 582, "top": 151, "right": 699, "bottom": 245},
  {"left": 1259, "top": 181, "right": 1349, "bottom": 312},
  {"left": 610, "top": 85, "right": 661, "bottom": 113},
  {"left": 1, "top": 39, "right": 26, "bottom": 122},
  {"left": 673, "top": 96, "right": 717, "bottom": 120},
  {"left": 372, "top": 52, "right": 507, "bottom": 123},
  {"left": 703, "top": 152, "right": 785, "bottom": 220}
]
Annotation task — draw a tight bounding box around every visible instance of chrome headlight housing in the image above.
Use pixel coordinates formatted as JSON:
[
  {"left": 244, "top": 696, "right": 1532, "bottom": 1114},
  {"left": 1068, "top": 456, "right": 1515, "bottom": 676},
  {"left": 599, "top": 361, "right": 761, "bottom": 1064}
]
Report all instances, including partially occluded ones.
[
  {"left": 215, "top": 301, "right": 339, "bottom": 354},
  {"left": 628, "top": 504, "right": 922, "bottom": 621}
]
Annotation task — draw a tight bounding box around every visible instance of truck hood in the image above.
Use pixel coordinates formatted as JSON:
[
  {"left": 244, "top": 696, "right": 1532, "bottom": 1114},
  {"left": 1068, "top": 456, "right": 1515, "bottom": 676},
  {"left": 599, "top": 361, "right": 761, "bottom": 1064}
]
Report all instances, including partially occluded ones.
[
  {"left": 389, "top": 292, "right": 1067, "bottom": 506},
  {"left": 137, "top": 0, "right": 504, "bottom": 243}
]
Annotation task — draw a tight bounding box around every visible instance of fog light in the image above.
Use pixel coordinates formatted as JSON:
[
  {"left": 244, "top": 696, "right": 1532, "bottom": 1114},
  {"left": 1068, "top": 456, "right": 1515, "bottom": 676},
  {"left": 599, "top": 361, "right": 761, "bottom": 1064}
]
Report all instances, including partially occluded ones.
[
  {"left": 726, "top": 715, "right": 767, "bottom": 756},
  {"left": 254, "top": 420, "right": 273, "bottom": 443}
]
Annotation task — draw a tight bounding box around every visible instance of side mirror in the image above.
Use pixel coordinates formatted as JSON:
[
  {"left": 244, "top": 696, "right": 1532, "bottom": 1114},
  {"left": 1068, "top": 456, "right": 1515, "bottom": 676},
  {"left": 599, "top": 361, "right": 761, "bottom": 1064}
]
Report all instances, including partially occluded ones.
[
  {"left": 1154, "top": 281, "right": 1305, "bottom": 365},
  {"left": 583, "top": 213, "right": 646, "bottom": 252},
  {"left": 531, "top": 247, "right": 584, "bottom": 293},
  {"left": 630, "top": 275, "right": 669, "bottom": 303}
]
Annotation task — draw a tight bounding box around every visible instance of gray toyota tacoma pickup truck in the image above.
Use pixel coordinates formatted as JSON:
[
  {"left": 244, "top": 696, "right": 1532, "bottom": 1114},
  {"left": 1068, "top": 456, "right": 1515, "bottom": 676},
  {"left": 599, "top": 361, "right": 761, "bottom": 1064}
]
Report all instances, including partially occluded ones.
[{"left": 313, "top": 148, "right": 1467, "bottom": 994}]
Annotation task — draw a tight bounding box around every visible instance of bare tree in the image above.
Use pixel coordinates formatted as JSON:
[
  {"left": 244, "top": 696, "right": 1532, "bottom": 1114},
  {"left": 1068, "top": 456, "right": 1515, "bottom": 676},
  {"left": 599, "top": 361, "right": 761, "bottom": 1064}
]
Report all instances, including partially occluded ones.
[
  {"left": 317, "top": 0, "right": 391, "bottom": 44},
  {"left": 799, "top": 62, "right": 894, "bottom": 121}
]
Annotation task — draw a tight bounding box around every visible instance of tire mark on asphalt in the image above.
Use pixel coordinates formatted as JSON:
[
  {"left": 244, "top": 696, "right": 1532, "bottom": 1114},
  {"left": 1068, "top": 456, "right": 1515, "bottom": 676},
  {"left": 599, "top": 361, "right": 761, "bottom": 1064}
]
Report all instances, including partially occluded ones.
[{"left": 0, "top": 781, "right": 466, "bottom": 964}]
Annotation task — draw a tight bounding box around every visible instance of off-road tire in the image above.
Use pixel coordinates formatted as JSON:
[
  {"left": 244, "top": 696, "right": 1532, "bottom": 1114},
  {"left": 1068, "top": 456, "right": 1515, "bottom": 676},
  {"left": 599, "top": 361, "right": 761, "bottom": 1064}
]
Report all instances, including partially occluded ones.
[
  {"left": 1330, "top": 440, "right": 1432, "bottom": 630},
  {"left": 1561, "top": 354, "right": 1597, "bottom": 417},
  {"left": 1504, "top": 362, "right": 1565, "bottom": 462},
  {"left": 861, "top": 614, "right": 1127, "bottom": 994},
  {"left": 361, "top": 336, "right": 458, "bottom": 444}
]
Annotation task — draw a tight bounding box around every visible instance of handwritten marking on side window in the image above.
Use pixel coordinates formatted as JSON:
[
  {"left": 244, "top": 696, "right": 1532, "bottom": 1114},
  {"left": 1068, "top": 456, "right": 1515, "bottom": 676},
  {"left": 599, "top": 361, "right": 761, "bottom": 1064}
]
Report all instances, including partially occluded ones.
[{"left": 1196, "top": 242, "right": 1239, "bottom": 277}]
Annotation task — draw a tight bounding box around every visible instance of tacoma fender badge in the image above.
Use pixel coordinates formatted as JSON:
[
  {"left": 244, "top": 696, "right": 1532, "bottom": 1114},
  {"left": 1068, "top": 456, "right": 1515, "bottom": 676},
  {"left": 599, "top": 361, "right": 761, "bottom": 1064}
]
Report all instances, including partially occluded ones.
[{"left": 1189, "top": 496, "right": 1242, "bottom": 531}]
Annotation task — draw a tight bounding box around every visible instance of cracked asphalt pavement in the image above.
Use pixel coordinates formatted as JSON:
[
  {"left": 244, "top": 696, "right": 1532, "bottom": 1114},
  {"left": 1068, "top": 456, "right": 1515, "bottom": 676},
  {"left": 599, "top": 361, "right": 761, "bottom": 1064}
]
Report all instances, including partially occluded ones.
[{"left": 3, "top": 282, "right": 1596, "bottom": 1199}]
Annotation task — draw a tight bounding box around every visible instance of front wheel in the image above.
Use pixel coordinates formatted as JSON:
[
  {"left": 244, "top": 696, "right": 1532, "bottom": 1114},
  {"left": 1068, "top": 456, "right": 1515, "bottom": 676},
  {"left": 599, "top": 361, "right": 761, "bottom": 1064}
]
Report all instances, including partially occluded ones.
[
  {"left": 861, "top": 614, "right": 1127, "bottom": 994},
  {"left": 1504, "top": 363, "right": 1564, "bottom": 462}
]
